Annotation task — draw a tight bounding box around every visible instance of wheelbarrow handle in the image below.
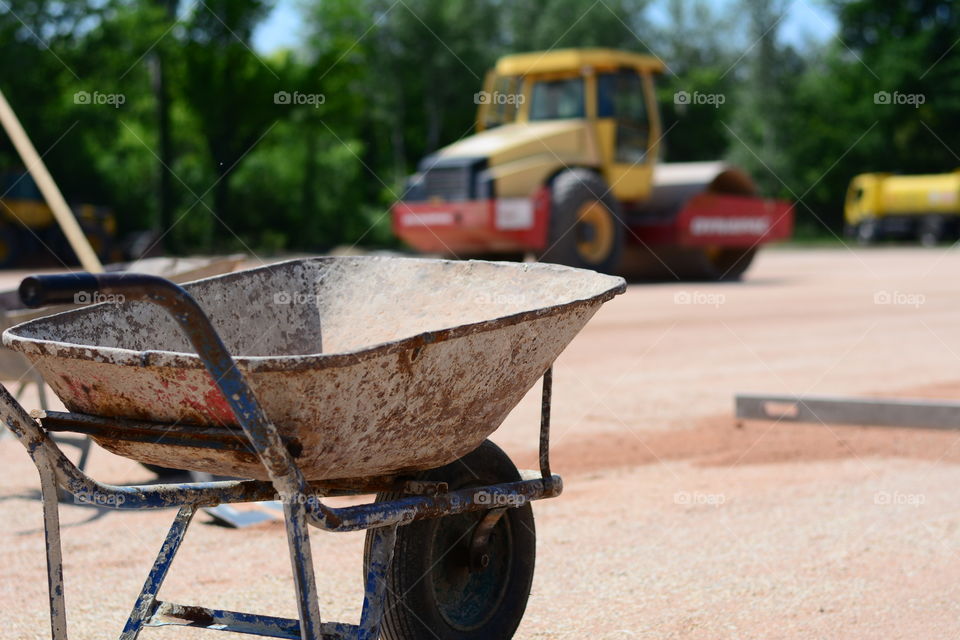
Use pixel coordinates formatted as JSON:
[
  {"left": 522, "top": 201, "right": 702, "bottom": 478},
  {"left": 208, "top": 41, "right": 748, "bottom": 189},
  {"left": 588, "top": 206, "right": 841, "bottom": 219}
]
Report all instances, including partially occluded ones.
[{"left": 20, "top": 273, "right": 103, "bottom": 307}]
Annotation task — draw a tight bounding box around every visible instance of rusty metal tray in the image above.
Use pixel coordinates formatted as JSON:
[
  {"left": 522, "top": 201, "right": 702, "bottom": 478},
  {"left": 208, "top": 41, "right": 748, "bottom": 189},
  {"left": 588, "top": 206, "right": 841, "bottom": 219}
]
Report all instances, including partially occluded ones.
[{"left": 4, "top": 256, "right": 624, "bottom": 480}]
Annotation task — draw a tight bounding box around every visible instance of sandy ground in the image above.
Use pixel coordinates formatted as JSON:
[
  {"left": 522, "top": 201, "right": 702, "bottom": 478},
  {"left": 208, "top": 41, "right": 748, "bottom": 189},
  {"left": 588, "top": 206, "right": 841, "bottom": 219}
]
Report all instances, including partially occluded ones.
[{"left": 4, "top": 247, "right": 960, "bottom": 638}]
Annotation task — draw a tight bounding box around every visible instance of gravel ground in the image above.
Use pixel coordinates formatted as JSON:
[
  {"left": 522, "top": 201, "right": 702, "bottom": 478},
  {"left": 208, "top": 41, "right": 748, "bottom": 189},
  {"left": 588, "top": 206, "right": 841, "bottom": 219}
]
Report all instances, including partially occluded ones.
[{"left": 3, "top": 247, "right": 960, "bottom": 639}]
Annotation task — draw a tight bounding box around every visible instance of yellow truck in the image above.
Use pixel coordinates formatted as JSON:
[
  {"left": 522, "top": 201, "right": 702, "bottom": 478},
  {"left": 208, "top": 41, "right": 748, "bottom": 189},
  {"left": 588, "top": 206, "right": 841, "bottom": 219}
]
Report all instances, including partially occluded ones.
[
  {"left": 845, "top": 170, "right": 960, "bottom": 245},
  {"left": 392, "top": 48, "right": 793, "bottom": 279},
  {"left": 0, "top": 169, "right": 114, "bottom": 267}
]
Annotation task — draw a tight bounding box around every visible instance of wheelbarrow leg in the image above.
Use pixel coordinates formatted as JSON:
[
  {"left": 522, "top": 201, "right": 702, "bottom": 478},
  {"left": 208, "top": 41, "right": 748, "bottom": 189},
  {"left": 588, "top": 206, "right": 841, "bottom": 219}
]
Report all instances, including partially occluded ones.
[
  {"left": 38, "top": 459, "right": 67, "bottom": 640},
  {"left": 119, "top": 506, "right": 195, "bottom": 640},
  {"left": 358, "top": 525, "right": 398, "bottom": 640},
  {"left": 283, "top": 500, "right": 323, "bottom": 640}
]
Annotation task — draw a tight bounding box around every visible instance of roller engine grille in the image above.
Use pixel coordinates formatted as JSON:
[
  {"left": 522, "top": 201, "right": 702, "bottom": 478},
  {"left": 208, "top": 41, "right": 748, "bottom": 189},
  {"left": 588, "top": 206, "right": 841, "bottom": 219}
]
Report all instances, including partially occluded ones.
[{"left": 422, "top": 167, "right": 471, "bottom": 201}]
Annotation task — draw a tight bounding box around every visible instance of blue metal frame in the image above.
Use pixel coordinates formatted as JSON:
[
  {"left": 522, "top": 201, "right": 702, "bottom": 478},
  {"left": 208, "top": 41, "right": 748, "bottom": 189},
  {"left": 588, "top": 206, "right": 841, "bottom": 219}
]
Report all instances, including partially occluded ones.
[{"left": 3, "top": 273, "right": 563, "bottom": 639}]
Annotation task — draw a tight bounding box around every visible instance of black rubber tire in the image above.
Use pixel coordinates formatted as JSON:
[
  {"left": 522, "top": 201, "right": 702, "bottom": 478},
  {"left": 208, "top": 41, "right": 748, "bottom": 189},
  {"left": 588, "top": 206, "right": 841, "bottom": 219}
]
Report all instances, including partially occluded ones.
[
  {"left": 364, "top": 441, "right": 536, "bottom": 640},
  {"left": 919, "top": 216, "right": 945, "bottom": 247},
  {"left": 539, "top": 169, "right": 623, "bottom": 274},
  {"left": 856, "top": 218, "right": 879, "bottom": 245},
  {"left": 698, "top": 247, "right": 757, "bottom": 281}
]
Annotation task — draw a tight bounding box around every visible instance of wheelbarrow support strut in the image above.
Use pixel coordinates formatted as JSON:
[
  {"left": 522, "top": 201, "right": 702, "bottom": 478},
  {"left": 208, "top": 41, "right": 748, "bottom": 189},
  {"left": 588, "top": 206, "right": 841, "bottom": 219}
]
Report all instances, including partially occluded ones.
[{"left": 4, "top": 273, "right": 562, "bottom": 640}]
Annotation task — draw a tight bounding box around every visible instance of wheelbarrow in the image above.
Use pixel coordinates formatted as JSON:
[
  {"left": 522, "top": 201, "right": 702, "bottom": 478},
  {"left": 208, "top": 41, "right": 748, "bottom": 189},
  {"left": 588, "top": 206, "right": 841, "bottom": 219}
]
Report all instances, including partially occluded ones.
[{"left": 1, "top": 256, "right": 625, "bottom": 640}]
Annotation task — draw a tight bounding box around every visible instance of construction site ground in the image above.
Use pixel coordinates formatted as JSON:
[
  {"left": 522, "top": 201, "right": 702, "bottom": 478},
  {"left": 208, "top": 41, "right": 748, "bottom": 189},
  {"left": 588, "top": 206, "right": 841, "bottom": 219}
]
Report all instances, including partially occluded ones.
[{"left": 3, "top": 246, "right": 960, "bottom": 639}]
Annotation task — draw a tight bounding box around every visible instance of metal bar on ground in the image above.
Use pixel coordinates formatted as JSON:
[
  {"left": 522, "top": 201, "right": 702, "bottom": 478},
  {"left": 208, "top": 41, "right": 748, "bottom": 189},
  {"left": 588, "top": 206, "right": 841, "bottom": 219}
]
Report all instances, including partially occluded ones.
[
  {"left": 735, "top": 393, "right": 960, "bottom": 430},
  {"left": 146, "top": 602, "right": 307, "bottom": 639},
  {"left": 146, "top": 601, "right": 361, "bottom": 639}
]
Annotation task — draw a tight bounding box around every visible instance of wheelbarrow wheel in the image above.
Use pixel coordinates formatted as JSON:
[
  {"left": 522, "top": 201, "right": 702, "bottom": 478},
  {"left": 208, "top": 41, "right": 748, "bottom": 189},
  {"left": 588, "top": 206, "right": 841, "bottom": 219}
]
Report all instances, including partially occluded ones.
[{"left": 364, "top": 440, "right": 536, "bottom": 640}]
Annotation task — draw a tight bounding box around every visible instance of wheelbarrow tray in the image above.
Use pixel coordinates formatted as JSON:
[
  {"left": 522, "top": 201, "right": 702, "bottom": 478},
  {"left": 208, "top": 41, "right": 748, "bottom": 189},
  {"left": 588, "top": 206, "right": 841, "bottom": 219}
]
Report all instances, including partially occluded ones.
[{"left": 4, "top": 256, "right": 624, "bottom": 480}]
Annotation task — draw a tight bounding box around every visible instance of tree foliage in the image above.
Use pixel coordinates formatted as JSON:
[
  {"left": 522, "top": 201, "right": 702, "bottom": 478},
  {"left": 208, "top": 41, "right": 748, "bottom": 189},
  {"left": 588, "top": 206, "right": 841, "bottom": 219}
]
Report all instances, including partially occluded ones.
[{"left": 0, "top": 0, "right": 956, "bottom": 253}]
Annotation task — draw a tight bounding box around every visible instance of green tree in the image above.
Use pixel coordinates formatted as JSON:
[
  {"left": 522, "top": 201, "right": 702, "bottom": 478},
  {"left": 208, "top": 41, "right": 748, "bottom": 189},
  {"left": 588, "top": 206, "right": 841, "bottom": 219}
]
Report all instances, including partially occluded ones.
[
  {"left": 178, "top": 0, "right": 281, "bottom": 246},
  {"left": 773, "top": 0, "right": 960, "bottom": 233},
  {"left": 651, "top": 0, "right": 738, "bottom": 161},
  {"left": 725, "top": 0, "right": 806, "bottom": 196},
  {"left": 499, "top": 0, "right": 649, "bottom": 51}
]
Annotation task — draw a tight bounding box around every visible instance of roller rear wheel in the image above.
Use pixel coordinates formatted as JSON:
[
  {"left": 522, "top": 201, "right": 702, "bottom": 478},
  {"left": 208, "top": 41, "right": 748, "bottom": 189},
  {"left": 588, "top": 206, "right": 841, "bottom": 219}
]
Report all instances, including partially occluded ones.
[
  {"left": 538, "top": 169, "right": 623, "bottom": 274},
  {"left": 919, "top": 216, "right": 946, "bottom": 247},
  {"left": 698, "top": 246, "right": 756, "bottom": 281},
  {"left": 364, "top": 441, "right": 536, "bottom": 640}
]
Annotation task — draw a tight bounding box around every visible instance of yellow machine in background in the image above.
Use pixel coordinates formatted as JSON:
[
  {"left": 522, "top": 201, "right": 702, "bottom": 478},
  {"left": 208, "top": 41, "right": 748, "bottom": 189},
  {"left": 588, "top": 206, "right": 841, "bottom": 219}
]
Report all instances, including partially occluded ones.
[
  {"left": 0, "top": 169, "right": 115, "bottom": 267},
  {"left": 845, "top": 170, "right": 960, "bottom": 245},
  {"left": 393, "top": 48, "right": 793, "bottom": 280}
]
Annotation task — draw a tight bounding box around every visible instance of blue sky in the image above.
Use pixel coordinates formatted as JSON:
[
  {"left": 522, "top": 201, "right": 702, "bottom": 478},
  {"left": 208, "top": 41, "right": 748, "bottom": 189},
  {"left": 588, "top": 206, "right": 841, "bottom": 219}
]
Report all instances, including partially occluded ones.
[{"left": 252, "top": 0, "right": 840, "bottom": 55}]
